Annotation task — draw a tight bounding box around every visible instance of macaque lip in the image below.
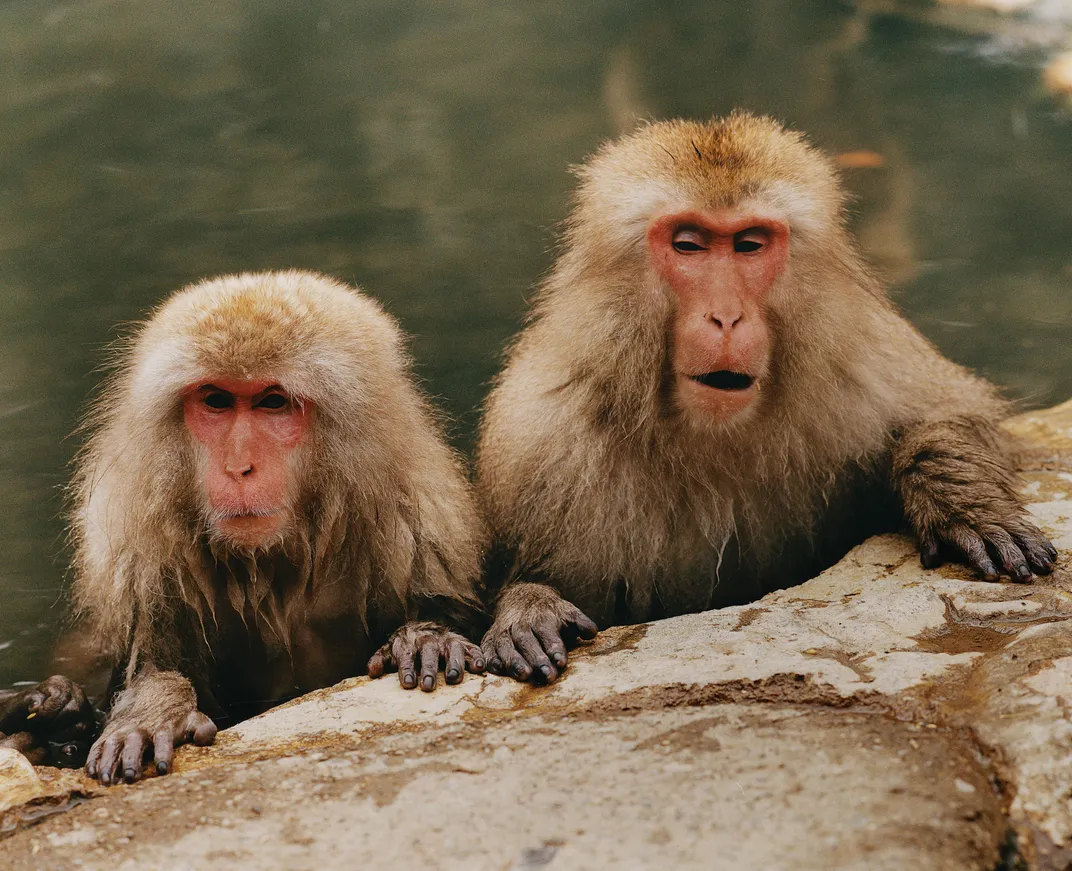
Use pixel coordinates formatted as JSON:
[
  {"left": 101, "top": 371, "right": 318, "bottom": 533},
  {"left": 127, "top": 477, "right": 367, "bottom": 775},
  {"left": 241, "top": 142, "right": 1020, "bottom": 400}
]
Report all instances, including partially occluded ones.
[
  {"left": 689, "top": 371, "right": 757, "bottom": 392},
  {"left": 214, "top": 513, "right": 283, "bottom": 547}
]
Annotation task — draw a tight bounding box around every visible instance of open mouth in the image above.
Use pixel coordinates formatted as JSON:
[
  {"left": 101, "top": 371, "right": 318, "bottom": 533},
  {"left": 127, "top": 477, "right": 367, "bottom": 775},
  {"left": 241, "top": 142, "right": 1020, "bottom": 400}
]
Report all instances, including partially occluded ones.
[{"left": 689, "top": 371, "right": 756, "bottom": 391}]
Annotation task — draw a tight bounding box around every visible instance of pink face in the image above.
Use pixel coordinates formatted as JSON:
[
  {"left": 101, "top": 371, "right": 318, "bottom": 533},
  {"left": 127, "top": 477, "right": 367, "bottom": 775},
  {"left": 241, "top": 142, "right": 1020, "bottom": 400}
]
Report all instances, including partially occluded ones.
[
  {"left": 182, "top": 379, "right": 312, "bottom": 549},
  {"left": 647, "top": 209, "right": 789, "bottom": 423}
]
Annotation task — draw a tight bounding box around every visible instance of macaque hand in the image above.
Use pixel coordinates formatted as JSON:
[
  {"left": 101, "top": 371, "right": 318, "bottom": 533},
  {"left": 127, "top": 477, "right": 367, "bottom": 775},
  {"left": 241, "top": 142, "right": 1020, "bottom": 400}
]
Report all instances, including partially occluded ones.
[
  {"left": 86, "top": 672, "right": 216, "bottom": 786},
  {"left": 367, "top": 621, "right": 485, "bottom": 692},
  {"left": 917, "top": 508, "right": 1057, "bottom": 583},
  {"left": 482, "top": 583, "right": 599, "bottom": 684},
  {"left": 6, "top": 675, "right": 93, "bottom": 731}
]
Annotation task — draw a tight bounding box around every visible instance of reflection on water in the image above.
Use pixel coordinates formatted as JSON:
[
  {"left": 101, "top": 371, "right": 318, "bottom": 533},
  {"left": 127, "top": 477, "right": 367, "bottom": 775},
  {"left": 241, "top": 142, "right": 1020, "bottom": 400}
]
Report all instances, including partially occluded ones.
[{"left": 0, "top": 0, "right": 1070, "bottom": 685}]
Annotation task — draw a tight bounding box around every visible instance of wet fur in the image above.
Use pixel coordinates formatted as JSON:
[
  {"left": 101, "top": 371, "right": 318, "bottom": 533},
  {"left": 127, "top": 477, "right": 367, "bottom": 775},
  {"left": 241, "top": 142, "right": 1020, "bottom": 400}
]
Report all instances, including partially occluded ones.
[{"left": 477, "top": 112, "right": 1027, "bottom": 626}]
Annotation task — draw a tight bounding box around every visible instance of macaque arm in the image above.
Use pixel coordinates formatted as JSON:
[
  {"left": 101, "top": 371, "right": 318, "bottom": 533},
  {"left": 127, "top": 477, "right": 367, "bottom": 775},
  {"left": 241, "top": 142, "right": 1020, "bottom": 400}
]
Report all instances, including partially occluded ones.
[
  {"left": 482, "top": 583, "right": 598, "bottom": 684},
  {"left": 367, "top": 620, "right": 485, "bottom": 692},
  {"left": 86, "top": 667, "right": 216, "bottom": 785},
  {"left": 892, "top": 415, "right": 1057, "bottom": 581}
]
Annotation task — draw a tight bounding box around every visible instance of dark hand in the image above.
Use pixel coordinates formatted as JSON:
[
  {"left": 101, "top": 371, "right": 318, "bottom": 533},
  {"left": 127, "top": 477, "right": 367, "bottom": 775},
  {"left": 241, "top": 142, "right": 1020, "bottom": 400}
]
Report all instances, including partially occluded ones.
[
  {"left": 918, "top": 513, "right": 1057, "bottom": 582},
  {"left": 367, "top": 621, "right": 485, "bottom": 692},
  {"left": 87, "top": 709, "right": 216, "bottom": 785},
  {"left": 482, "top": 583, "right": 598, "bottom": 684},
  {"left": 0, "top": 675, "right": 94, "bottom": 736},
  {"left": 86, "top": 670, "right": 216, "bottom": 785}
]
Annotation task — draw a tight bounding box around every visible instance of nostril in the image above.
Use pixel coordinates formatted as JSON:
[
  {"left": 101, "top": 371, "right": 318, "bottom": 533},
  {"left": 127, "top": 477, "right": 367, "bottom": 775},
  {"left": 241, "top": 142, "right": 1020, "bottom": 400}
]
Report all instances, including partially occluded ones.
[{"left": 240, "top": 465, "right": 254, "bottom": 477}]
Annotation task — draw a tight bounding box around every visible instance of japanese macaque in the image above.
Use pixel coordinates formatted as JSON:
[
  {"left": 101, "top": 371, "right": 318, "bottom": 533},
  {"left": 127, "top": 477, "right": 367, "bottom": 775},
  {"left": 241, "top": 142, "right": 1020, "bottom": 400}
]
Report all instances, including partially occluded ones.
[
  {"left": 71, "top": 271, "right": 485, "bottom": 784},
  {"left": 0, "top": 676, "right": 95, "bottom": 767},
  {"left": 476, "top": 112, "right": 1058, "bottom": 683}
]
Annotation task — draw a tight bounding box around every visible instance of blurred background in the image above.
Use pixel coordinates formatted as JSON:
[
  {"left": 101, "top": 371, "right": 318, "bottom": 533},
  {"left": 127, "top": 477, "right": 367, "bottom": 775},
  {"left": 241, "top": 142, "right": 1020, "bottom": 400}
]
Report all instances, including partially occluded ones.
[{"left": 1, "top": 0, "right": 1071, "bottom": 686}]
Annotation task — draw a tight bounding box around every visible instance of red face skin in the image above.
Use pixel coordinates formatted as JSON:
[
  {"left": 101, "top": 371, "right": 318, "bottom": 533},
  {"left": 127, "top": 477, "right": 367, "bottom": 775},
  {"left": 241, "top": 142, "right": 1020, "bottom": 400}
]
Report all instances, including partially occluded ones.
[
  {"left": 182, "top": 379, "right": 312, "bottom": 549},
  {"left": 647, "top": 209, "right": 789, "bottom": 422}
]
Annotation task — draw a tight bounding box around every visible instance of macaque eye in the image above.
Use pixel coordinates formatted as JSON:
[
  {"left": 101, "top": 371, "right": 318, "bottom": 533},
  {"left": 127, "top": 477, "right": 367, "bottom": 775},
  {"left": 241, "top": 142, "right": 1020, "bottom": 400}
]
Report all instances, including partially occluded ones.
[
  {"left": 733, "top": 229, "right": 768, "bottom": 254},
  {"left": 671, "top": 228, "right": 709, "bottom": 254},
  {"left": 255, "top": 392, "right": 289, "bottom": 411},
  {"left": 202, "top": 390, "right": 233, "bottom": 411}
]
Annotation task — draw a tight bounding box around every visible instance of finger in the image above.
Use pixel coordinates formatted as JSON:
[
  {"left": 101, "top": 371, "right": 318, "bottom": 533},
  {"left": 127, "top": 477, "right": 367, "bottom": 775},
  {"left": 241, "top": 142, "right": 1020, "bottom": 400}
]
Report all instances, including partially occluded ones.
[
  {"left": 533, "top": 620, "right": 569, "bottom": 669},
  {"left": 444, "top": 640, "right": 465, "bottom": 684},
  {"left": 512, "top": 627, "right": 558, "bottom": 683},
  {"left": 947, "top": 526, "right": 999, "bottom": 581},
  {"left": 463, "top": 642, "right": 485, "bottom": 674},
  {"left": 566, "top": 608, "right": 599, "bottom": 640},
  {"left": 62, "top": 682, "right": 89, "bottom": 717},
  {"left": 918, "top": 531, "right": 942, "bottom": 569},
  {"left": 185, "top": 712, "right": 217, "bottom": 746},
  {"left": 1011, "top": 527, "right": 1056, "bottom": 575},
  {"left": 153, "top": 728, "right": 174, "bottom": 775},
  {"left": 121, "top": 730, "right": 149, "bottom": 784},
  {"left": 480, "top": 638, "right": 504, "bottom": 674},
  {"left": 397, "top": 643, "right": 417, "bottom": 690},
  {"left": 23, "top": 689, "right": 46, "bottom": 717},
  {"left": 367, "top": 646, "right": 389, "bottom": 679},
  {"left": 494, "top": 634, "right": 532, "bottom": 681},
  {"left": 86, "top": 738, "right": 104, "bottom": 778},
  {"left": 982, "top": 526, "right": 1032, "bottom": 582},
  {"left": 484, "top": 649, "right": 505, "bottom": 675},
  {"left": 97, "top": 734, "right": 123, "bottom": 786},
  {"left": 419, "top": 639, "right": 441, "bottom": 692}
]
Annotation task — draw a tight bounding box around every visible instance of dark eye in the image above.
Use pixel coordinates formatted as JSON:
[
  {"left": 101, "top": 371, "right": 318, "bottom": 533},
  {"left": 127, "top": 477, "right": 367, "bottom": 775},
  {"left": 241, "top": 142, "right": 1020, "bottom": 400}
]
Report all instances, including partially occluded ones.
[
  {"left": 671, "top": 228, "right": 708, "bottom": 254},
  {"left": 256, "top": 393, "right": 289, "bottom": 410},
  {"left": 733, "top": 229, "right": 767, "bottom": 253},
  {"left": 202, "top": 390, "right": 233, "bottom": 410}
]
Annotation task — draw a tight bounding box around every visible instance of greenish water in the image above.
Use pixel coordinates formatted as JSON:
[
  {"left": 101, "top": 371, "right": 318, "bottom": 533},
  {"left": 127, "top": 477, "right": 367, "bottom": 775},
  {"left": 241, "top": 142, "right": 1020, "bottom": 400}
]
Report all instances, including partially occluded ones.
[{"left": 1, "top": 0, "right": 1070, "bottom": 686}]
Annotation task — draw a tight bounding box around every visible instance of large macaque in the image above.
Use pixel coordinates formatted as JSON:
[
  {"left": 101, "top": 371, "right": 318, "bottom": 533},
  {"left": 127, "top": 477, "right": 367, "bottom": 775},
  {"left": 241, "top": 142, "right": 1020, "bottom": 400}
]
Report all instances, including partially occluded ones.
[
  {"left": 71, "top": 271, "right": 485, "bottom": 785},
  {"left": 476, "top": 112, "right": 1058, "bottom": 683},
  {"left": 0, "top": 676, "right": 95, "bottom": 766}
]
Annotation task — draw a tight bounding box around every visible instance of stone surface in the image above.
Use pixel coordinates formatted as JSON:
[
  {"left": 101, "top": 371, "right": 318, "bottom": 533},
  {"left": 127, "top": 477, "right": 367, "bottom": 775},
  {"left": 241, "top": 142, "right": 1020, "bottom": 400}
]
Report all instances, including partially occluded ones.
[{"left": 0, "top": 399, "right": 1070, "bottom": 869}]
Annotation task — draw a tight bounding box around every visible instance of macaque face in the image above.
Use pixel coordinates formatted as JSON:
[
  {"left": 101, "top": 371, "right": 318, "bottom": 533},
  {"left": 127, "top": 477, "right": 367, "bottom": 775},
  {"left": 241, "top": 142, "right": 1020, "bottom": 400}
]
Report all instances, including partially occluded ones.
[
  {"left": 648, "top": 209, "right": 788, "bottom": 423},
  {"left": 182, "top": 379, "right": 312, "bottom": 549}
]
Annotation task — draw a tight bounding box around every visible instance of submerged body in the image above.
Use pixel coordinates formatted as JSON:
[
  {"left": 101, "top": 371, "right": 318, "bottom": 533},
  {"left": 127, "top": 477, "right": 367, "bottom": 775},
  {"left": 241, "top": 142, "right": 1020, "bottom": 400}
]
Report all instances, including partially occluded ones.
[
  {"left": 476, "top": 112, "right": 1057, "bottom": 681},
  {"left": 72, "top": 271, "right": 486, "bottom": 782}
]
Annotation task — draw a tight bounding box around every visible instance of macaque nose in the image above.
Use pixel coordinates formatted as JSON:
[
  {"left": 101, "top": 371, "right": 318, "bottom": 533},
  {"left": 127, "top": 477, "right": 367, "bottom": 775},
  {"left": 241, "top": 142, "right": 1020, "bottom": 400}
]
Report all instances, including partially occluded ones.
[
  {"left": 707, "top": 310, "right": 743, "bottom": 330},
  {"left": 225, "top": 461, "right": 254, "bottom": 479}
]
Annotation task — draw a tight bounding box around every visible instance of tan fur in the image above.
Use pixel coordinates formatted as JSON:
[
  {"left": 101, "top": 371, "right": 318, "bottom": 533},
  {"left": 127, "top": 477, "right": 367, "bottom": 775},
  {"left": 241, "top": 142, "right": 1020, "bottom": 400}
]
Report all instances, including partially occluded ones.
[
  {"left": 70, "top": 270, "right": 484, "bottom": 686},
  {"left": 477, "top": 112, "right": 1022, "bottom": 624}
]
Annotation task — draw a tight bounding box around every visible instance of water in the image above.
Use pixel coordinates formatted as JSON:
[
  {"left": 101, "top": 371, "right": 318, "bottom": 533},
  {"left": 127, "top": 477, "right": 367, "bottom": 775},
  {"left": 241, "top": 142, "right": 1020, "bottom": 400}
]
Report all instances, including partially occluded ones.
[{"left": 0, "top": 0, "right": 1070, "bottom": 686}]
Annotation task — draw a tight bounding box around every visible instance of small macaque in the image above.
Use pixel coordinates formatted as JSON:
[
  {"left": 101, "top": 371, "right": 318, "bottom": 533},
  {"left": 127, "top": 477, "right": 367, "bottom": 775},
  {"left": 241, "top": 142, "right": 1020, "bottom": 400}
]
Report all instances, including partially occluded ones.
[
  {"left": 0, "top": 675, "right": 95, "bottom": 767},
  {"left": 476, "top": 112, "right": 1058, "bottom": 683},
  {"left": 71, "top": 271, "right": 485, "bottom": 784}
]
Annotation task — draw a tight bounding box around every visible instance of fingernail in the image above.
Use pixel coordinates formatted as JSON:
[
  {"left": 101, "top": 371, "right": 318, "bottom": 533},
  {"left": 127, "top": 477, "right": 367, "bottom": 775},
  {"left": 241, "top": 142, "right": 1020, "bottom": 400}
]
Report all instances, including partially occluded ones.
[
  {"left": 422, "top": 676, "right": 435, "bottom": 691},
  {"left": 446, "top": 669, "right": 461, "bottom": 682},
  {"left": 157, "top": 762, "right": 169, "bottom": 775},
  {"left": 541, "top": 665, "right": 554, "bottom": 679},
  {"left": 552, "top": 654, "right": 566, "bottom": 666},
  {"left": 124, "top": 769, "right": 137, "bottom": 784}
]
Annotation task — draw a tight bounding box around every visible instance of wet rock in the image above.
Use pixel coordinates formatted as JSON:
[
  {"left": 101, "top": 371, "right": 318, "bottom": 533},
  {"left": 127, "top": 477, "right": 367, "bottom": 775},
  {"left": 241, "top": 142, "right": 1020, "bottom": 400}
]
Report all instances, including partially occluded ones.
[{"left": 0, "top": 399, "right": 1070, "bottom": 869}]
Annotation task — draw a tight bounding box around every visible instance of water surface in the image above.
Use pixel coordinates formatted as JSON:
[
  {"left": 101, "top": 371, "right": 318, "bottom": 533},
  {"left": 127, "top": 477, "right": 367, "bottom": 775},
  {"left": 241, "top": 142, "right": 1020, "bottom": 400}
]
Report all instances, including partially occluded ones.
[{"left": 1, "top": 0, "right": 1070, "bottom": 685}]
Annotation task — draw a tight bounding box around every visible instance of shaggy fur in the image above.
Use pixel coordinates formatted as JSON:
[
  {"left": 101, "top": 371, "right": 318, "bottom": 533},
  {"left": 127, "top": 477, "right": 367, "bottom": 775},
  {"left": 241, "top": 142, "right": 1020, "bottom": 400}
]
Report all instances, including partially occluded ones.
[
  {"left": 70, "top": 271, "right": 485, "bottom": 719},
  {"left": 477, "top": 112, "right": 1052, "bottom": 628}
]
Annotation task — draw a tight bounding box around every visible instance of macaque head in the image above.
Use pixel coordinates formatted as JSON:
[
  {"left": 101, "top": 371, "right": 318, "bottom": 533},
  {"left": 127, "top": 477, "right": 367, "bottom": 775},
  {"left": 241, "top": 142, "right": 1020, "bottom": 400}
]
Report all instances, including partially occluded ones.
[
  {"left": 573, "top": 112, "right": 845, "bottom": 428},
  {"left": 112, "top": 271, "right": 409, "bottom": 555},
  {"left": 183, "top": 378, "right": 313, "bottom": 550}
]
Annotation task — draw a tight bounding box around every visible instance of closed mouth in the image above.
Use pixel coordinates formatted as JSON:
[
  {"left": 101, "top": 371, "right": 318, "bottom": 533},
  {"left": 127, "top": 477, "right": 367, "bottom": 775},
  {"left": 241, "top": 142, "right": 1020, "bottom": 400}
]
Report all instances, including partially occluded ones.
[
  {"left": 214, "top": 509, "right": 278, "bottom": 523},
  {"left": 688, "top": 371, "right": 756, "bottom": 391}
]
